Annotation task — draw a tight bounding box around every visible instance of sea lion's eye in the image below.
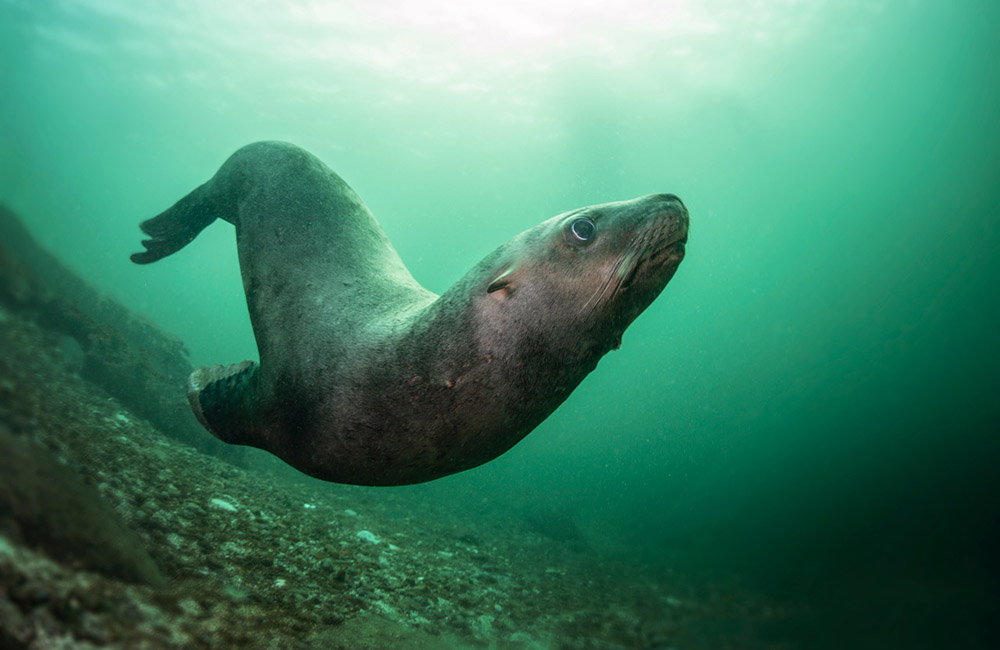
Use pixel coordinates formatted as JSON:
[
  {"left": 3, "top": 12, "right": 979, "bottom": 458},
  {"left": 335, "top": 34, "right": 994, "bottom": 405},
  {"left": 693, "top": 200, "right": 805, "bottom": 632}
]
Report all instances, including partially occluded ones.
[{"left": 570, "top": 218, "right": 596, "bottom": 242}]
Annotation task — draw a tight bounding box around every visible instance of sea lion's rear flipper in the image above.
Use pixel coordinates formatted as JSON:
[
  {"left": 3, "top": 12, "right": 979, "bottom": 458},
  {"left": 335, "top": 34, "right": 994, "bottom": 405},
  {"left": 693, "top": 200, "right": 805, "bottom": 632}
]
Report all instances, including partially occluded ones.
[
  {"left": 130, "top": 183, "right": 223, "bottom": 264},
  {"left": 187, "top": 360, "right": 259, "bottom": 445}
]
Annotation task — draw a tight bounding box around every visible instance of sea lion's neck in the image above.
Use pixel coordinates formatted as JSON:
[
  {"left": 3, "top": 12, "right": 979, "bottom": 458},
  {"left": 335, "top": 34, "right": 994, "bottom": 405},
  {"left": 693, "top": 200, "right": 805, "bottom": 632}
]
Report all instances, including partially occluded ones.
[{"left": 401, "top": 256, "right": 609, "bottom": 396}]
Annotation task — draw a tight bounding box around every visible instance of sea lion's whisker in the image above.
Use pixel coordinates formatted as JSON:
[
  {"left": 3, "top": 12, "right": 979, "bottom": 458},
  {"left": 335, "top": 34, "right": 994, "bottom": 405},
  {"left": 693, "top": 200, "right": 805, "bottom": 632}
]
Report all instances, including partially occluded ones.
[{"left": 579, "top": 231, "right": 646, "bottom": 316}]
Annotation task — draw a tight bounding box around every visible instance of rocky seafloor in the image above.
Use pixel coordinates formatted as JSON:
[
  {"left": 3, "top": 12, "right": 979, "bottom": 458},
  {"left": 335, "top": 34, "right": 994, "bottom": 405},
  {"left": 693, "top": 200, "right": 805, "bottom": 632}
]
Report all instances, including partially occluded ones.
[
  {"left": 0, "top": 310, "right": 797, "bottom": 649},
  {"left": 0, "top": 204, "right": 793, "bottom": 649}
]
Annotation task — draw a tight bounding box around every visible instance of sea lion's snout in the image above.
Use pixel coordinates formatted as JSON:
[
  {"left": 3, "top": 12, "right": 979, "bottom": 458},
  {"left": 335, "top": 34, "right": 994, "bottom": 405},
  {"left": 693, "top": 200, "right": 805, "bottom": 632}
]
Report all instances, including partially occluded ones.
[
  {"left": 648, "top": 193, "right": 688, "bottom": 242},
  {"left": 651, "top": 192, "right": 683, "bottom": 206},
  {"left": 633, "top": 193, "right": 688, "bottom": 250}
]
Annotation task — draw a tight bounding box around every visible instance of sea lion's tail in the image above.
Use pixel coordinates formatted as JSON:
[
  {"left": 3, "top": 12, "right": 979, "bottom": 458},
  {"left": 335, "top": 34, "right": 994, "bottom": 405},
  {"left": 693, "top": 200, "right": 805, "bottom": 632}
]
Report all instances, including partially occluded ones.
[{"left": 130, "top": 182, "right": 223, "bottom": 264}]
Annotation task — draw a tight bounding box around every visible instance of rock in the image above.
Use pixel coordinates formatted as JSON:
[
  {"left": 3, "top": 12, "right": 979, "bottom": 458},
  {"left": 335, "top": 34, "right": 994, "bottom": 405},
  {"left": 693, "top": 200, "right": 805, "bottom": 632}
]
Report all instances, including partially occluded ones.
[
  {"left": 522, "top": 505, "right": 585, "bottom": 543},
  {"left": 55, "top": 334, "right": 85, "bottom": 374},
  {"left": 356, "top": 530, "right": 380, "bottom": 544},
  {"left": 0, "top": 426, "right": 165, "bottom": 587},
  {"left": 209, "top": 498, "right": 239, "bottom": 512}
]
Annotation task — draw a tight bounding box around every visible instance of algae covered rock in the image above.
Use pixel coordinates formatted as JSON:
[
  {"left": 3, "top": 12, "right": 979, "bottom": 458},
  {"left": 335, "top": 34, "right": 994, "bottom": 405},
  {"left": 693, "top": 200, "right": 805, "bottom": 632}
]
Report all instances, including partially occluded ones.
[
  {"left": 0, "top": 425, "right": 165, "bottom": 587},
  {"left": 0, "top": 203, "right": 245, "bottom": 463}
]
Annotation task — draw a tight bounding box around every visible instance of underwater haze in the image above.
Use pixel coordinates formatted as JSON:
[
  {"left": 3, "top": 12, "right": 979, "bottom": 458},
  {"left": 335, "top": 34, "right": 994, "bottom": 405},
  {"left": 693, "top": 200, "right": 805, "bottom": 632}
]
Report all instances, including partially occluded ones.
[{"left": 2, "top": 0, "right": 998, "bottom": 647}]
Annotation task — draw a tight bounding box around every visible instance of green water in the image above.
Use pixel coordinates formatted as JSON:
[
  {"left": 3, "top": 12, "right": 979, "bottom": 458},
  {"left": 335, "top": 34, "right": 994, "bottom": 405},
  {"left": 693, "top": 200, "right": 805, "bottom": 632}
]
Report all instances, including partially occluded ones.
[{"left": 2, "top": 0, "right": 997, "bottom": 646}]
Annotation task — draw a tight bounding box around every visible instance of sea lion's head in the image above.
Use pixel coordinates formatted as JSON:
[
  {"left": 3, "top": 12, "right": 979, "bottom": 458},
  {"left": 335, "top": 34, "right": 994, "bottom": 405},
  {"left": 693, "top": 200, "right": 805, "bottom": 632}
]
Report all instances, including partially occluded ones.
[{"left": 483, "top": 193, "right": 688, "bottom": 358}]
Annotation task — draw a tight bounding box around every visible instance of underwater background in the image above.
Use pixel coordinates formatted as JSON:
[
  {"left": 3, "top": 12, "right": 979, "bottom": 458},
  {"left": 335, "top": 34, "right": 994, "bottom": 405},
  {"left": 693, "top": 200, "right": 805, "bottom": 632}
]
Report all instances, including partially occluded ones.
[{"left": 1, "top": 0, "right": 997, "bottom": 648}]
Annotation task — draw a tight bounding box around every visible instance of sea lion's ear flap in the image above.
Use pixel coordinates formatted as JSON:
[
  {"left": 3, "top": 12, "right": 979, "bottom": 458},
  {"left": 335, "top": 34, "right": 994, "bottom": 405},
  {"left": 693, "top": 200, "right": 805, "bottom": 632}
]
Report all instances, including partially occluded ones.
[{"left": 487, "top": 266, "right": 516, "bottom": 295}]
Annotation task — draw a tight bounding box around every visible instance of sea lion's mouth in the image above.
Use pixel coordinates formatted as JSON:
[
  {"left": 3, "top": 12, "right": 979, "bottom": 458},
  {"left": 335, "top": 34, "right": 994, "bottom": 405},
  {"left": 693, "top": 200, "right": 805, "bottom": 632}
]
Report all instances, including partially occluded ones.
[
  {"left": 578, "top": 213, "right": 686, "bottom": 316},
  {"left": 618, "top": 217, "right": 687, "bottom": 292}
]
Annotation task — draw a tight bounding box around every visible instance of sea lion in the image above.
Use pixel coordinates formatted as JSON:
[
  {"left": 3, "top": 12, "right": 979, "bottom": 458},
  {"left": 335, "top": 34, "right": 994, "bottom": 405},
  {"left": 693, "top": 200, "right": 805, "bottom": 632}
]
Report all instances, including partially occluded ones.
[{"left": 131, "top": 141, "right": 688, "bottom": 486}]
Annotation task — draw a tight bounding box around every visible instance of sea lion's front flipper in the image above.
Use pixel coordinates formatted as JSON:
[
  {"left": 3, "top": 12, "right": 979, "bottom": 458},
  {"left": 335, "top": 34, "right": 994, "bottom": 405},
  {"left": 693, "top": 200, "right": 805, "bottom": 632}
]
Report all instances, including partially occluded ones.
[
  {"left": 132, "top": 141, "right": 429, "bottom": 373},
  {"left": 130, "top": 183, "right": 224, "bottom": 264}
]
